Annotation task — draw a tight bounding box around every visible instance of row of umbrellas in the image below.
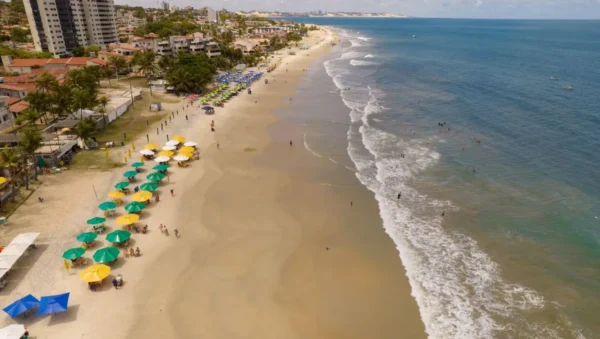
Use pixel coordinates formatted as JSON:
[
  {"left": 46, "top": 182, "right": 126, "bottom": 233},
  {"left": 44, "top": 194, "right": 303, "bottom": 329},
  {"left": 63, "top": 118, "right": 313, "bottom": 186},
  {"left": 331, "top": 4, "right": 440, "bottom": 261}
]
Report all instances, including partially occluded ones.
[{"left": 3, "top": 293, "right": 70, "bottom": 318}]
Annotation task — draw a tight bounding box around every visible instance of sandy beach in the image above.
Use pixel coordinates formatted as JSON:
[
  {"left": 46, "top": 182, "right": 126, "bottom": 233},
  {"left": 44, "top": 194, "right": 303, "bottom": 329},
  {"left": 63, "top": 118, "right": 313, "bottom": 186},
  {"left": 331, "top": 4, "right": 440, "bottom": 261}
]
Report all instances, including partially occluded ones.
[{"left": 0, "top": 27, "right": 426, "bottom": 339}]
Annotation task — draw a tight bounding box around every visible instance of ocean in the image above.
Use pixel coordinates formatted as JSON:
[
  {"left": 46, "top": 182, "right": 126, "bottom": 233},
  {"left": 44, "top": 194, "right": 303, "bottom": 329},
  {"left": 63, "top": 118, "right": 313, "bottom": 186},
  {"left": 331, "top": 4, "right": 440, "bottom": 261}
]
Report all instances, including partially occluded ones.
[{"left": 280, "top": 18, "right": 600, "bottom": 338}]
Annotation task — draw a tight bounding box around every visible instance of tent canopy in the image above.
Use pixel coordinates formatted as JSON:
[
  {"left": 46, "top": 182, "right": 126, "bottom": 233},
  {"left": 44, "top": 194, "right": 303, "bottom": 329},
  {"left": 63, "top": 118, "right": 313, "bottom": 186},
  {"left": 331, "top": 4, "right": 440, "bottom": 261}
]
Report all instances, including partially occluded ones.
[
  {"left": 0, "top": 233, "right": 40, "bottom": 280},
  {"left": 0, "top": 324, "right": 26, "bottom": 339},
  {"left": 37, "top": 293, "right": 70, "bottom": 316},
  {"left": 3, "top": 294, "right": 40, "bottom": 318}
]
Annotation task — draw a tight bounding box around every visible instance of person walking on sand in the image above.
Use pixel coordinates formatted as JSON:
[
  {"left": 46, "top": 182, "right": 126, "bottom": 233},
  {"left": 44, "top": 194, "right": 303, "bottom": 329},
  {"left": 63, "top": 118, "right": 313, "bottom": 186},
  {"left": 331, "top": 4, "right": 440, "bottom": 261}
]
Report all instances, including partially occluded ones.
[
  {"left": 170, "top": 189, "right": 174, "bottom": 197},
  {"left": 174, "top": 229, "right": 179, "bottom": 238},
  {"left": 217, "top": 143, "right": 220, "bottom": 149},
  {"left": 290, "top": 140, "right": 293, "bottom": 147},
  {"left": 164, "top": 227, "right": 169, "bottom": 236},
  {"left": 350, "top": 201, "right": 353, "bottom": 207},
  {"left": 112, "top": 278, "right": 119, "bottom": 289},
  {"left": 398, "top": 193, "right": 401, "bottom": 199}
]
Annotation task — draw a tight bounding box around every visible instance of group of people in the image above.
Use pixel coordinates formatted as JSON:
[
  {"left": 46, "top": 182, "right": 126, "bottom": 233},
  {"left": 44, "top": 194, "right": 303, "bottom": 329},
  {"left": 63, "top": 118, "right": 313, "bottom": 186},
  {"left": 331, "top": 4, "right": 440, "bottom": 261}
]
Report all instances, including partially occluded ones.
[
  {"left": 159, "top": 224, "right": 179, "bottom": 237},
  {"left": 123, "top": 247, "right": 141, "bottom": 258}
]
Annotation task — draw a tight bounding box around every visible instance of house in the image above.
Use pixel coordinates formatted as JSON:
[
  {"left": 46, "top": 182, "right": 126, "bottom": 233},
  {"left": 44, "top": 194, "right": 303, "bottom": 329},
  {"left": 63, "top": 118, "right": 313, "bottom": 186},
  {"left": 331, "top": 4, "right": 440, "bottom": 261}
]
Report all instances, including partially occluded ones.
[
  {"left": 1, "top": 56, "right": 108, "bottom": 74},
  {"left": 205, "top": 42, "right": 221, "bottom": 58},
  {"left": 109, "top": 44, "right": 142, "bottom": 56},
  {"left": 233, "top": 39, "right": 260, "bottom": 54},
  {"left": 0, "top": 69, "right": 69, "bottom": 99}
]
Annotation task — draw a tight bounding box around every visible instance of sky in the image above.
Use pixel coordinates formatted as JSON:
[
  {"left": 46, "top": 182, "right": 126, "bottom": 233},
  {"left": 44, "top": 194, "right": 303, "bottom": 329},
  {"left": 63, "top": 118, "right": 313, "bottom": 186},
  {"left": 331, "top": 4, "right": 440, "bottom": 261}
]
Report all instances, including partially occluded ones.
[{"left": 115, "top": 0, "right": 600, "bottom": 19}]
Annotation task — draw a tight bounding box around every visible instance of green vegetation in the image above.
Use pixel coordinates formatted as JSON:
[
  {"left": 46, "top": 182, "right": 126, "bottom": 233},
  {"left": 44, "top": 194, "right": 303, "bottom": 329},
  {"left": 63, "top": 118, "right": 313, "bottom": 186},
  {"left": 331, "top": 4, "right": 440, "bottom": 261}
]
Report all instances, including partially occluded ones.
[
  {"left": 133, "top": 19, "right": 204, "bottom": 38},
  {"left": 164, "top": 53, "right": 215, "bottom": 94},
  {"left": 70, "top": 45, "right": 101, "bottom": 57},
  {"left": 0, "top": 46, "right": 52, "bottom": 63},
  {"left": 10, "top": 27, "right": 29, "bottom": 42}
]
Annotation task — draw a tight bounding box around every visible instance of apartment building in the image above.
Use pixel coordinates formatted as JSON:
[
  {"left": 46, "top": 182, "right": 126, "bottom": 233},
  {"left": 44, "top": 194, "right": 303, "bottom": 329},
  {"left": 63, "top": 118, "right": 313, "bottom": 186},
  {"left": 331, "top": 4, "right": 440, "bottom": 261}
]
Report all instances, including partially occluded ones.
[
  {"left": 127, "top": 33, "right": 221, "bottom": 58},
  {"left": 23, "top": 0, "right": 119, "bottom": 57}
]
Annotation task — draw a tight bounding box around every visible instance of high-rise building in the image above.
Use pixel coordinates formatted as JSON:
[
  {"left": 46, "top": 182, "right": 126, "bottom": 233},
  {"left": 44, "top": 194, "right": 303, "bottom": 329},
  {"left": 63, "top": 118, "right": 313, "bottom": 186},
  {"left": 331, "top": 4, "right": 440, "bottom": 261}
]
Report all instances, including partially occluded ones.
[
  {"left": 206, "top": 8, "right": 217, "bottom": 23},
  {"left": 23, "top": 0, "right": 119, "bottom": 57},
  {"left": 161, "top": 1, "right": 169, "bottom": 12}
]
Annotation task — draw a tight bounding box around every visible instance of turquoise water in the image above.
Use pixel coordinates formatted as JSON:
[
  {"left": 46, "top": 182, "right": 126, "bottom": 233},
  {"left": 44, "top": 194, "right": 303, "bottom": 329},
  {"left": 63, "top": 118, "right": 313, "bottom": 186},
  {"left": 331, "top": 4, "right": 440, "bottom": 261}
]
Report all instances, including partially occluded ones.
[{"left": 285, "top": 18, "right": 600, "bottom": 338}]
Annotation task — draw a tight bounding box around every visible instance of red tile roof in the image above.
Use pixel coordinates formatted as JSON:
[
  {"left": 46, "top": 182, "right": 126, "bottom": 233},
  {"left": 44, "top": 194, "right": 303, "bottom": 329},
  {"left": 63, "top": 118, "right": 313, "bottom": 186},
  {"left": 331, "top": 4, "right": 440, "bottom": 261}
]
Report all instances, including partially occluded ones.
[
  {"left": 5, "top": 97, "right": 20, "bottom": 105},
  {"left": 9, "top": 101, "right": 30, "bottom": 113},
  {"left": 144, "top": 33, "right": 158, "bottom": 38},
  {"left": 2, "top": 69, "right": 69, "bottom": 84},
  {"left": 89, "top": 58, "right": 108, "bottom": 66},
  {"left": 46, "top": 58, "right": 69, "bottom": 64},
  {"left": 9, "top": 59, "right": 50, "bottom": 67},
  {"left": 66, "top": 57, "right": 89, "bottom": 65}
]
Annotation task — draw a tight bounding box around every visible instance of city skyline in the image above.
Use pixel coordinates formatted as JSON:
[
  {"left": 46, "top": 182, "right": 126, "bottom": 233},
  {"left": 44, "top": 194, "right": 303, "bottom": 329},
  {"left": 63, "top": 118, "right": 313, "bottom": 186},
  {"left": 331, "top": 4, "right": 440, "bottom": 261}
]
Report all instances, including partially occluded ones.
[{"left": 114, "top": 0, "right": 600, "bottom": 19}]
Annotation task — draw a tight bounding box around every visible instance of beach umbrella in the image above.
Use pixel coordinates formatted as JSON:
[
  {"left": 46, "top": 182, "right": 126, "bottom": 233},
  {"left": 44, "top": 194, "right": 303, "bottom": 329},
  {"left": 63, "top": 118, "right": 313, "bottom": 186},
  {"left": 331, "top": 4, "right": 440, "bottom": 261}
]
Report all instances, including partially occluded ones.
[
  {"left": 132, "top": 191, "right": 152, "bottom": 202},
  {"left": 76, "top": 232, "right": 97, "bottom": 243},
  {"left": 131, "top": 161, "right": 144, "bottom": 168},
  {"left": 105, "top": 230, "right": 131, "bottom": 244},
  {"left": 180, "top": 146, "right": 195, "bottom": 153},
  {"left": 0, "top": 324, "right": 26, "bottom": 338},
  {"left": 98, "top": 201, "right": 117, "bottom": 211},
  {"left": 62, "top": 247, "right": 85, "bottom": 260},
  {"left": 115, "top": 213, "right": 139, "bottom": 225},
  {"left": 146, "top": 172, "right": 165, "bottom": 182},
  {"left": 172, "top": 136, "right": 186, "bottom": 143},
  {"left": 114, "top": 182, "right": 130, "bottom": 190},
  {"left": 124, "top": 201, "right": 146, "bottom": 213},
  {"left": 86, "top": 216, "right": 106, "bottom": 225},
  {"left": 123, "top": 170, "right": 137, "bottom": 178},
  {"left": 93, "top": 247, "right": 120, "bottom": 263},
  {"left": 140, "top": 149, "right": 155, "bottom": 156},
  {"left": 178, "top": 151, "right": 194, "bottom": 158},
  {"left": 154, "top": 156, "right": 170, "bottom": 163},
  {"left": 152, "top": 164, "right": 170, "bottom": 171},
  {"left": 157, "top": 150, "right": 174, "bottom": 157},
  {"left": 3, "top": 295, "right": 40, "bottom": 318},
  {"left": 108, "top": 191, "right": 125, "bottom": 199},
  {"left": 183, "top": 141, "right": 197, "bottom": 147},
  {"left": 166, "top": 140, "right": 180, "bottom": 146},
  {"left": 162, "top": 145, "right": 176, "bottom": 151},
  {"left": 0, "top": 177, "right": 6, "bottom": 185},
  {"left": 37, "top": 293, "right": 70, "bottom": 316},
  {"left": 140, "top": 182, "right": 159, "bottom": 192},
  {"left": 79, "top": 264, "right": 110, "bottom": 283},
  {"left": 144, "top": 143, "right": 159, "bottom": 150},
  {"left": 173, "top": 155, "right": 189, "bottom": 162}
]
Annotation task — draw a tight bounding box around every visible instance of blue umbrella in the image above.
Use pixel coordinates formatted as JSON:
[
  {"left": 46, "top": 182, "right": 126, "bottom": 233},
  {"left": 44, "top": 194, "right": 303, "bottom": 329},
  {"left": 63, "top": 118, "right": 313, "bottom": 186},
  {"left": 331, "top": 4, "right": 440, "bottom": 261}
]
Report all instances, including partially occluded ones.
[
  {"left": 37, "top": 293, "right": 70, "bottom": 316},
  {"left": 3, "top": 294, "right": 40, "bottom": 317},
  {"left": 201, "top": 106, "right": 213, "bottom": 110}
]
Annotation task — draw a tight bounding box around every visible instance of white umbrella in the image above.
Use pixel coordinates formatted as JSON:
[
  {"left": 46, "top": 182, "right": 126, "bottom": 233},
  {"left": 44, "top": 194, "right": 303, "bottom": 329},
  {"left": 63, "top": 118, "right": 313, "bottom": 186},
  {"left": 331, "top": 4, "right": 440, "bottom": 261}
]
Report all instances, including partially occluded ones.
[
  {"left": 140, "top": 149, "right": 154, "bottom": 156},
  {"left": 173, "top": 155, "right": 189, "bottom": 162},
  {"left": 0, "top": 324, "right": 26, "bottom": 339},
  {"left": 154, "top": 156, "right": 170, "bottom": 163},
  {"left": 166, "top": 140, "right": 180, "bottom": 146},
  {"left": 184, "top": 141, "right": 197, "bottom": 147},
  {"left": 162, "top": 145, "right": 176, "bottom": 151}
]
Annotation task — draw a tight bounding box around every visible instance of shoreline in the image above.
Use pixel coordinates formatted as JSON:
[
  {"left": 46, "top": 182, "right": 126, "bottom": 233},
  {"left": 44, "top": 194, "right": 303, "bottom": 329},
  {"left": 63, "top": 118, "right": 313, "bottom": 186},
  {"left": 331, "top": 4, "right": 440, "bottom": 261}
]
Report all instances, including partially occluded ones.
[{"left": 0, "top": 26, "right": 426, "bottom": 339}]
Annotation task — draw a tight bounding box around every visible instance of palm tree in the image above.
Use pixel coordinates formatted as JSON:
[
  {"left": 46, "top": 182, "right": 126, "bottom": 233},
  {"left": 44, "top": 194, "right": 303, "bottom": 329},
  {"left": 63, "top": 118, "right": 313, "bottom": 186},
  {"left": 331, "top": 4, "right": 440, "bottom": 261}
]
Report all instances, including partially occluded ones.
[
  {"left": 74, "top": 117, "right": 96, "bottom": 147},
  {"left": 14, "top": 109, "right": 41, "bottom": 127},
  {"left": 18, "top": 127, "right": 43, "bottom": 189},
  {"left": 102, "top": 66, "right": 114, "bottom": 87},
  {"left": 71, "top": 88, "right": 98, "bottom": 121},
  {"left": 167, "top": 68, "right": 194, "bottom": 95},
  {"left": 24, "top": 90, "right": 50, "bottom": 125},
  {"left": 98, "top": 96, "right": 109, "bottom": 125},
  {"left": 133, "top": 51, "right": 158, "bottom": 95},
  {"left": 109, "top": 56, "right": 128, "bottom": 82},
  {"left": 49, "top": 84, "right": 73, "bottom": 120},
  {"left": 0, "top": 146, "right": 21, "bottom": 202},
  {"left": 157, "top": 56, "right": 173, "bottom": 76},
  {"left": 36, "top": 72, "right": 58, "bottom": 94}
]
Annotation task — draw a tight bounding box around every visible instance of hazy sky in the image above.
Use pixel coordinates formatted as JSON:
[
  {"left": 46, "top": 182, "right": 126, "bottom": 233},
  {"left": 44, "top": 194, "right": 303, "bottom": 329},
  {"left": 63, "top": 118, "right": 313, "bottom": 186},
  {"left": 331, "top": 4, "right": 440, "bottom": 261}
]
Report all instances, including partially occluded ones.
[{"left": 115, "top": 0, "right": 600, "bottom": 19}]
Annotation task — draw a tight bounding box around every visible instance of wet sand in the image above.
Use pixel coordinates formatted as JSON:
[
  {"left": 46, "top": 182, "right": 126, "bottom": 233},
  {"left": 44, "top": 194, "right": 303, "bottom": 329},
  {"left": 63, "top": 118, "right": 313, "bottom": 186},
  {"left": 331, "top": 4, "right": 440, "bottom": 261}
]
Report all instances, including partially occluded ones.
[{"left": 127, "top": 30, "right": 426, "bottom": 339}]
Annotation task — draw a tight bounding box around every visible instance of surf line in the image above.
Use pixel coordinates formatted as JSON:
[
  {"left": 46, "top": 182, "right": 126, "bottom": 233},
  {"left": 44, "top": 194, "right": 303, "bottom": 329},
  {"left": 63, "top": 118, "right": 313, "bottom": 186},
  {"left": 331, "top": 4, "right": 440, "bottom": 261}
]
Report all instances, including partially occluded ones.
[{"left": 303, "top": 133, "right": 323, "bottom": 158}]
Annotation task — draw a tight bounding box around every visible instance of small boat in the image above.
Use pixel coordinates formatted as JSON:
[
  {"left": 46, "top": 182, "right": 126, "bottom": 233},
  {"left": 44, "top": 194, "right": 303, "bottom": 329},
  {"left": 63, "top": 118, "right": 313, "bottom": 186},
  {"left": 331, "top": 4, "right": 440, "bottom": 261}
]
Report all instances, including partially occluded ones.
[
  {"left": 413, "top": 35, "right": 416, "bottom": 39},
  {"left": 550, "top": 76, "right": 557, "bottom": 81},
  {"left": 564, "top": 85, "right": 573, "bottom": 91}
]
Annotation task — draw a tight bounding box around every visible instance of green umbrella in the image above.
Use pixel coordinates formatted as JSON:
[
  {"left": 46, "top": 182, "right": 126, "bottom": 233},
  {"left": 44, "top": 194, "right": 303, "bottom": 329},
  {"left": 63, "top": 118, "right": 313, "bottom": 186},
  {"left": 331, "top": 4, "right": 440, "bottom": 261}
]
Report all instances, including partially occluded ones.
[
  {"left": 76, "top": 232, "right": 98, "bottom": 243},
  {"left": 152, "top": 164, "right": 170, "bottom": 171},
  {"left": 123, "top": 170, "right": 137, "bottom": 178},
  {"left": 131, "top": 162, "right": 144, "bottom": 168},
  {"left": 115, "top": 182, "right": 130, "bottom": 190},
  {"left": 86, "top": 217, "right": 106, "bottom": 225},
  {"left": 93, "top": 247, "right": 120, "bottom": 263},
  {"left": 62, "top": 247, "right": 85, "bottom": 260},
  {"left": 105, "top": 230, "right": 131, "bottom": 244},
  {"left": 98, "top": 201, "right": 117, "bottom": 211},
  {"left": 146, "top": 172, "right": 165, "bottom": 181},
  {"left": 124, "top": 201, "right": 146, "bottom": 213},
  {"left": 139, "top": 182, "right": 159, "bottom": 192}
]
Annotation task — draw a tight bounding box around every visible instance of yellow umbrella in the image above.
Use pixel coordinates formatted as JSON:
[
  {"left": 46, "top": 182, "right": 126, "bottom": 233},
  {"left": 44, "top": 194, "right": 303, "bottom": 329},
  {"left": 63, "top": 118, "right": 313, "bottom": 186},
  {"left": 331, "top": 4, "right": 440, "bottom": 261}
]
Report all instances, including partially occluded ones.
[
  {"left": 0, "top": 177, "right": 6, "bottom": 185},
  {"left": 179, "top": 146, "right": 195, "bottom": 154},
  {"left": 132, "top": 191, "right": 152, "bottom": 202},
  {"left": 144, "top": 143, "right": 159, "bottom": 150},
  {"left": 79, "top": 264, "right": 111, "bottom": 283},
  {"left": 108, "top": 191, "right": 125, "bottom": 199},
  {"left": 157, "top": 150, "right": 174, "bottom": 157},
  {"left": 116, "top": 213, "right": 140, "bottom": 225},
  {"left": 172, "top": 136, "right": 186, "bottom": 143}
]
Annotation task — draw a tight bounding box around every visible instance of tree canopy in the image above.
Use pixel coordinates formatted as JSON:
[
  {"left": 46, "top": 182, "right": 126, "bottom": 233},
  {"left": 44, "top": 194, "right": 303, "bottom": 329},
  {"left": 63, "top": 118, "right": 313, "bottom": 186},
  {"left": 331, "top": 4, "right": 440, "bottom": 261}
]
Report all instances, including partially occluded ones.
[{"left": 165, "top": 53, "right": 215, "bottom": 95}]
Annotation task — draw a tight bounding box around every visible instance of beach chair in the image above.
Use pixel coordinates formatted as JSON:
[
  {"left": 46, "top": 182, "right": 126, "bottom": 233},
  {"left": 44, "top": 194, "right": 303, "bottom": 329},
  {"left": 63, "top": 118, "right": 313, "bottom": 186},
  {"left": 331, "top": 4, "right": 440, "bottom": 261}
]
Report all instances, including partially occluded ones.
[{"left": 0, "top": 217, "right": 7, "bottom": 225}]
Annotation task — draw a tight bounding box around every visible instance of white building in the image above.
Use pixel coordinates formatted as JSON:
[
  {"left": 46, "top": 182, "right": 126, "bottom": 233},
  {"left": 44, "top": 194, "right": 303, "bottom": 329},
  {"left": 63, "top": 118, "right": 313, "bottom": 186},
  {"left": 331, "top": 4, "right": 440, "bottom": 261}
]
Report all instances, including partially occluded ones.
[
  {"left": 22, "top": 0, "right": 119, "bottom": 57},
  {"left": 207, "top": 8, "right": 218, "bottom": 23}
]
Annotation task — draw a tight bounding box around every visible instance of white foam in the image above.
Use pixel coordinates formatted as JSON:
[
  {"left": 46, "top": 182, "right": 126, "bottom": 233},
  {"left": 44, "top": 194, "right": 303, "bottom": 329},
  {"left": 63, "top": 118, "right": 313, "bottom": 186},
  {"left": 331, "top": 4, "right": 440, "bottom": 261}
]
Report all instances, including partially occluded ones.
[
  {"left": 364, "top": 54, "right": 376, "bottom": 59},
  {"left": 349, "top": 39, "right": 362, "bottom": 48},
  {"left": 356, "top": 36, "right": 372, "bottom": 41},
  {"left": 303, "top": 133, "right": 322, "bottom": 158},
  {"left": 341, "top": 51, "right": 363, "bottom": 60},
  {"left": 350, "top": 60, "right": 377, "bottom": 67},
  {"left": 322, "top": 35, "right": 549, "bottom": 338}
]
